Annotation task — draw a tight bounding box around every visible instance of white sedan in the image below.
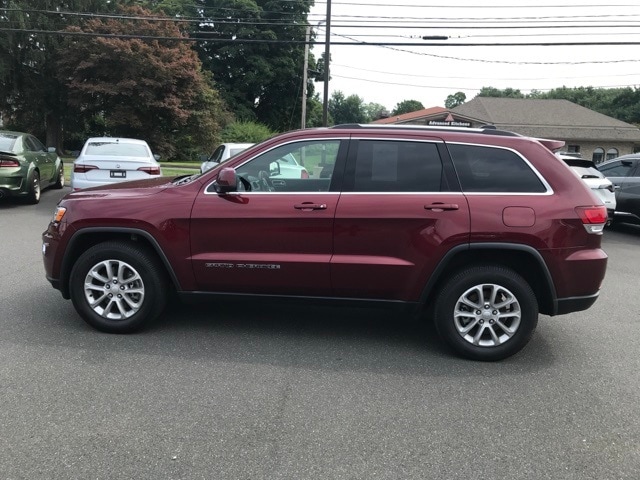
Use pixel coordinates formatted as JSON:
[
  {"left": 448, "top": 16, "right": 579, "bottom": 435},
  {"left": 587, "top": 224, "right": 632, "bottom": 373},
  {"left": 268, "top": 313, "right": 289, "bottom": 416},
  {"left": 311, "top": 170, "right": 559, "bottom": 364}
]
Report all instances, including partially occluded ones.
[{"left": 71, "top": 137, "right": 162, "bottom": 190}]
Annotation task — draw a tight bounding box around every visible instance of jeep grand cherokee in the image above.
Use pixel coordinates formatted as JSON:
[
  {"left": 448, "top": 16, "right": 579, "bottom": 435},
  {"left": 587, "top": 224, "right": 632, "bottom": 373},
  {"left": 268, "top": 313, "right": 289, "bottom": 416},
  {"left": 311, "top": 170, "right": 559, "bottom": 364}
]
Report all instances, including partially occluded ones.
[{"left": 42, "top": 125, "right": 608, "bottom": 361}]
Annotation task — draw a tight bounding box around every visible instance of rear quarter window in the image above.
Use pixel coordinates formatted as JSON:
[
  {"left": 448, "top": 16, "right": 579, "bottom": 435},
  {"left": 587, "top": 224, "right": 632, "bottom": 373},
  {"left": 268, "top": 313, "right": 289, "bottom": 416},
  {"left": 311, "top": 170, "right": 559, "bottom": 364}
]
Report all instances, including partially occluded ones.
[{"left": 448, "top": 143, "right": 546, "bottom": 193}]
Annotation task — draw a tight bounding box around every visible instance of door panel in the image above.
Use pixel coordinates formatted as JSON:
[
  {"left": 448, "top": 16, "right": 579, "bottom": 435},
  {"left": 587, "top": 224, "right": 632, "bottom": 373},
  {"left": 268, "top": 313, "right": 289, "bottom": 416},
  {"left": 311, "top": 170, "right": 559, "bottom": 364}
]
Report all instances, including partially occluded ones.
[
  {"left": 332, "top": 193, "right": 470, "bottom": 301},
  {"left": 190, "top": 192, "right": 339, "bottom": 295},
  {"left": 332, "top": 138, "right": 470, "bottom": 302},
  {"left": 190, "top": 138, "right": 347, "bottom": 296}
]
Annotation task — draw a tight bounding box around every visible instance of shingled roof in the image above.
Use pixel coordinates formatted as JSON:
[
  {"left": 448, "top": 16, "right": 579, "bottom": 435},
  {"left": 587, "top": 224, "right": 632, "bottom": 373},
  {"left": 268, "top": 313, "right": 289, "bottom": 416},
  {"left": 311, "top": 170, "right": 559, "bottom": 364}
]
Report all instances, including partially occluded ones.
[
  {"left": 452, "top": 97, "right": 640, "bottom": 141},
  {"left": 372, "top": 106, "right": 446, "bottom": 124}
]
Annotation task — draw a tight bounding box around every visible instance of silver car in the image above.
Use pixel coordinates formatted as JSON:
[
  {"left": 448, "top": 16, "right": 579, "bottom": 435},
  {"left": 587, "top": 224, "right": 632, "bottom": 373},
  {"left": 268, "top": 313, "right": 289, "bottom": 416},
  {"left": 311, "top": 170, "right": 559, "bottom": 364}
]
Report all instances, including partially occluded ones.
[
  {"left": 200, "top": 143, "right": 254, "bottom": 173},
  {"left": 71, "top": 137, "right": 162, "bottom": 190}
]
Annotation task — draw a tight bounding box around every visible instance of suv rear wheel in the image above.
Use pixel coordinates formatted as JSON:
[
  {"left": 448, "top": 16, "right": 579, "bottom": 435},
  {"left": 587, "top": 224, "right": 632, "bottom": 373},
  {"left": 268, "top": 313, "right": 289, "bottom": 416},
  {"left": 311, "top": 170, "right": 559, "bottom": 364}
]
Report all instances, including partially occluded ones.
[
  {"left": 69, "top": 241, "right": 167, "bottom": 333},
  {"left": 434, "top": 266, "right": 538, "bottom": 361}
]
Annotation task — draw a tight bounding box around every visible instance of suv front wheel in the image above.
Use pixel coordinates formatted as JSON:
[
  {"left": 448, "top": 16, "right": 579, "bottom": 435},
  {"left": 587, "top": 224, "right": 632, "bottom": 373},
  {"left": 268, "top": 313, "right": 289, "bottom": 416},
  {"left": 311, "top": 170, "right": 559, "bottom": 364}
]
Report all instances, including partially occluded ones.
[
  {"left": 69, "top": 241, "right": 167, "bottom": 333},
  {"left": 434, "top": 266, "right": 538, "bottom": 361}
]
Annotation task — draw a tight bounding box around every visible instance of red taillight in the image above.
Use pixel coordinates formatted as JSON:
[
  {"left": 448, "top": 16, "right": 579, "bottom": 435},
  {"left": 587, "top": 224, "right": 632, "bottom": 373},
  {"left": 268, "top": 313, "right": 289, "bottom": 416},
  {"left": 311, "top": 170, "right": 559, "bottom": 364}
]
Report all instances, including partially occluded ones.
[
  {"left": 138, "top": 166, "right": 161, "bottom": 175},
  {"left": 575, "top": 205, "right": 607, "bottom": 233},
  {"left": 576, "top": 205, "right": 607, "bottom": 224},
  {"left": 301, "top": 169, "right": 309, "bottom": 179},
  {"left": 73, "top": 164, "right": 98, "bottom": 173},
  {"left": 0, "top": 157, "right": 20, "bottom": 167}
]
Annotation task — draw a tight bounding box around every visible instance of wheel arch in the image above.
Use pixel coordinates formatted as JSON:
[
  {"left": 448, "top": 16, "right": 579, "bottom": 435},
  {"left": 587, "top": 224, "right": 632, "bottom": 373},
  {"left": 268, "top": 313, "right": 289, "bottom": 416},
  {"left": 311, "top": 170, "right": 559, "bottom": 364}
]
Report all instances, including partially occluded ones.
[
  {"left": 59, "top": 228, "right": 181, "bottom": 299},
  {"left": 419, "top": 243, "right": 558, "bottom": 316}
]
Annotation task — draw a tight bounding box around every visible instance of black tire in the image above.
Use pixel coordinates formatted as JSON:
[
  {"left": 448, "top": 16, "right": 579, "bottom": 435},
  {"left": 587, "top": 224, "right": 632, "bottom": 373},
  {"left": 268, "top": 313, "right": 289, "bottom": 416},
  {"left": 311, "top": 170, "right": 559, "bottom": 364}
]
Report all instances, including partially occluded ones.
[
  {"left": 53, "top": 163, "right": 65, "bottom": 189},
  {"left": 433, "top": 266, "right": 538, "bottom": 361},
  {"left": 25, "top": 171, "right": 41, "bottom": 204},
  {"left": 69, "top": 241, "right": 168, "bottom": 333}
]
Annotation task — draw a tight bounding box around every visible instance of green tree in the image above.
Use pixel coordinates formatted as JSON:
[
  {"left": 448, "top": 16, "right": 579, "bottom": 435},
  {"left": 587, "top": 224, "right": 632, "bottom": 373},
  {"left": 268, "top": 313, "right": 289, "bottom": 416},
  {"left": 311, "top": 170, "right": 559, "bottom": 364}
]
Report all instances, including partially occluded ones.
[
  {"left": 194, "top": 0, "right": 315, "bottom": 131},
  {"left": 328, "top": 91, "right": 367, "bottom": 125},
  {"left": 392, "top": 99, "right": 424, "bottom": 116},
  {"left": 56, "top": 5, "right": 229, "bottom": 159},
  {"left": 364, "top": 102, "right": 389, "bottom": 122},
  {"left": 445, "top": 92, "right": 466, "bottom": 108},
  {"left": 477, "top": 87, "right": 525, "bottom": 98},
  {"left": 221, "top": 121, "right": 276, "bottom": 143},
  {"left": 0, "top": 0, "right": 116, "bottom": 150}
]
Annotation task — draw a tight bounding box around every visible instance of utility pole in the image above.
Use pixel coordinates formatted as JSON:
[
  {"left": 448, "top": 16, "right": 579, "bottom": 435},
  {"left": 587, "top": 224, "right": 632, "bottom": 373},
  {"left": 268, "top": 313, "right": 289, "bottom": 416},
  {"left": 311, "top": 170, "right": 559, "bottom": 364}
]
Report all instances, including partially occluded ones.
[
  {"left": 322, "top": 0, "right": 331, "bottom": 127},
  {"left": 301, "top": 25, "right": 310, "bottom": 129}
]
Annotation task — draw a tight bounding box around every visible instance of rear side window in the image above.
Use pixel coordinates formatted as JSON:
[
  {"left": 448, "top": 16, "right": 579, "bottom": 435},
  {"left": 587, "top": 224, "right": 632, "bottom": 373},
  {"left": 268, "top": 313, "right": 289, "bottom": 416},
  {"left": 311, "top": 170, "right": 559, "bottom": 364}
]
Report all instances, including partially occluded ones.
[
  {"left": 448, "top": 144, "right": 546, "bottom": 193},
  {"left": 353, "top": 140, "right": 444, "bottom": 192}
]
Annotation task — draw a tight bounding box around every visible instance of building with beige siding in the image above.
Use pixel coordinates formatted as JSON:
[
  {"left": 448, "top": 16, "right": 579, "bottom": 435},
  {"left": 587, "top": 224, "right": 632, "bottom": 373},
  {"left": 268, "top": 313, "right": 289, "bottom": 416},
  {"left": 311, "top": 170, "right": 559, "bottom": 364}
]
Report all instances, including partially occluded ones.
[{"left": 372, "top": 98, "right": 640, "bottom": 164}]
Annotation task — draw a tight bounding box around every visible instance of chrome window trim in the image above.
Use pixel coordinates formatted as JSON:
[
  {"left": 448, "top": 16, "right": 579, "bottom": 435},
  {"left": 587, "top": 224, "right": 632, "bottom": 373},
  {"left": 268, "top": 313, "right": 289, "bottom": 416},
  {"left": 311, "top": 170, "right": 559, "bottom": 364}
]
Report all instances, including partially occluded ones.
[{"left": 203, "top": 136, "right": 554, "bottom": 196}]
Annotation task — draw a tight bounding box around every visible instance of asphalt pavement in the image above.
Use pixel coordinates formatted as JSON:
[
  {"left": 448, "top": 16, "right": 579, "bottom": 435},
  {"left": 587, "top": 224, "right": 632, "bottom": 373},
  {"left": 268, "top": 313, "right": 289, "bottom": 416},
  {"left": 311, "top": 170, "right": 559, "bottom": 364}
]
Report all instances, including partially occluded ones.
[{"left": 1, "top": 187, "right": 639, "bottom": 479}]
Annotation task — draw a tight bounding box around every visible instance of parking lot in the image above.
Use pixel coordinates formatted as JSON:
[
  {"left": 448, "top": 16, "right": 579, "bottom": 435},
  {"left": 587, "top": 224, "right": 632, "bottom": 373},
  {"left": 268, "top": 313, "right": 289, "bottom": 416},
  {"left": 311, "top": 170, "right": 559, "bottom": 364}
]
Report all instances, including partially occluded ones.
[{"left": 1, "top": 186, "right": 639, "bottom": 479}]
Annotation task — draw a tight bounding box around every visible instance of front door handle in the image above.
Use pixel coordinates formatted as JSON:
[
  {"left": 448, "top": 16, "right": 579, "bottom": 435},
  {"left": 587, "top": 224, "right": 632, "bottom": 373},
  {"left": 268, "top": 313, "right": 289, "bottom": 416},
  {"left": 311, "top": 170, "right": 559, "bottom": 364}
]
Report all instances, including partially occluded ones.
[
  {"left": 424, "top": 203, "right": 459, "bottom": 212},
  {"left": 294, "top": 203, "right": 327, "bottom": 211}
]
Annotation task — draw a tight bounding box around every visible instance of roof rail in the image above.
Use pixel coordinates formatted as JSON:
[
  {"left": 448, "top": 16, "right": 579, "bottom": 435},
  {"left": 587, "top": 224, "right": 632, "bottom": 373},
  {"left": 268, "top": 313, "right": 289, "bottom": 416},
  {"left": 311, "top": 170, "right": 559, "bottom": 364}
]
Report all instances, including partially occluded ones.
[{"left": 330, "top": 123, "right": 520, "bottom": 137}]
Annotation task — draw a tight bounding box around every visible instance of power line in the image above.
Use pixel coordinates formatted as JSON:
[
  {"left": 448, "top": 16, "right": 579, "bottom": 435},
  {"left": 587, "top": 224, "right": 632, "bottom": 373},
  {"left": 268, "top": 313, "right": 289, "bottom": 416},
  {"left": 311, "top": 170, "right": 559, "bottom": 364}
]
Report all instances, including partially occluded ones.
[
  {"left": 331, "top": 63, "right": 640, "bottom": 81},
  {"left": 5, "top": 27, "right": 640, "bottom": 47}
]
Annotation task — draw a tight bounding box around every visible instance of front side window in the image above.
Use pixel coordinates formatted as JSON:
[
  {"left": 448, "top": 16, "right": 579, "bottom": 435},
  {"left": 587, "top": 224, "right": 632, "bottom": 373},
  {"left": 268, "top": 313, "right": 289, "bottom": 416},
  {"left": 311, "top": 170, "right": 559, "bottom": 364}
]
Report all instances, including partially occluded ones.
[
  {"left": 448, "top": 143, "right": 546, "bottom": 193},
  {"left": 352, "top": 140, "right": 444, "bottom": 192},
  {"left": 235, "top": 140, "right": 340, "bottom": 192}
]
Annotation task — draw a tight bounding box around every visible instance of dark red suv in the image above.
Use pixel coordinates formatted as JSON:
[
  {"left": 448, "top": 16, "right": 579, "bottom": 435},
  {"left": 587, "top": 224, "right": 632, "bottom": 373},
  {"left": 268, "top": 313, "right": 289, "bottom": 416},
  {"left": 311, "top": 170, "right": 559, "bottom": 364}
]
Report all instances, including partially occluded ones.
[{"left": 42, "top": 125, "right": 608, "bottom": 360}]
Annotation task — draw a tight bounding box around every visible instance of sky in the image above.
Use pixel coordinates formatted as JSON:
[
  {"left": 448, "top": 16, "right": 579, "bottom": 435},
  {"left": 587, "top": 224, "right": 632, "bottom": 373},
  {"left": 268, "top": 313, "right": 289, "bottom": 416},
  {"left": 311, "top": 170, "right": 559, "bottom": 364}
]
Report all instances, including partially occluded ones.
[{"left": 306, "top": 0, "right": 640, "bottom": 111}]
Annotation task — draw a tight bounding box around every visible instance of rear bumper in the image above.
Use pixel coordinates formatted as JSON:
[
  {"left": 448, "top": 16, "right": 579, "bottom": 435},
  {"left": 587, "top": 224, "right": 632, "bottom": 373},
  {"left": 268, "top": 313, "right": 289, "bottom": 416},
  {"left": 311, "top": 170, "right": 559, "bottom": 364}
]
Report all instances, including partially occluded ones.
[{"left": 555, "top": 291, "right": 600, "bottom": 315}]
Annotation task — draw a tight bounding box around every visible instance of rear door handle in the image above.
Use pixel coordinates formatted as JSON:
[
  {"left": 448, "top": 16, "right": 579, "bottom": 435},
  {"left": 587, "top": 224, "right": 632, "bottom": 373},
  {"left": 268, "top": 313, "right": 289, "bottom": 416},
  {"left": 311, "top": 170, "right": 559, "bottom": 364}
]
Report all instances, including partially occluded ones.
[
  {"left": 424, "top": 203, "right": 459, "bottom": 212},
  {"left": 294, "top": 203, "right": 327, "bottom": 211}
]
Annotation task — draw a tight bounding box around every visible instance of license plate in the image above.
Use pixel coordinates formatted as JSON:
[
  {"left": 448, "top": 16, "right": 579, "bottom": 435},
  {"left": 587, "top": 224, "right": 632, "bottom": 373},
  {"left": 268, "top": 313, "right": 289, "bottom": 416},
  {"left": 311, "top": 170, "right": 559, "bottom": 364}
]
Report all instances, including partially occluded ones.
[{"left": 110, "top": 170, "right": 126, "bottom": 178}]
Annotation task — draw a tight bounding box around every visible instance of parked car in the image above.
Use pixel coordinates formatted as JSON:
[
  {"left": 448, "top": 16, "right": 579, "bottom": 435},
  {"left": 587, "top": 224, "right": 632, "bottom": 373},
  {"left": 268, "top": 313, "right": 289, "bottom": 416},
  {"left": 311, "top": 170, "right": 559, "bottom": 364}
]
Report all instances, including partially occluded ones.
[
  {"left": 71, "top": 137, "right": 161, "bottom": 190},
  {"left": 0, "top": 130, "right": 64, "bottom": 204},
  {"left": 200, "top": 143, "right": 254, "bottom": 173},
  {"left": 201, "top": 143, "right": 309, "bottom": 179},
  {"left": 598, "top": 154, "right": 640, "bottom": 224},
  {"left": 43, "top": 124, "right": 608, "bottom": 361},
  {"left": 557, "top": 153, "right": 616, "bottom": 219}
]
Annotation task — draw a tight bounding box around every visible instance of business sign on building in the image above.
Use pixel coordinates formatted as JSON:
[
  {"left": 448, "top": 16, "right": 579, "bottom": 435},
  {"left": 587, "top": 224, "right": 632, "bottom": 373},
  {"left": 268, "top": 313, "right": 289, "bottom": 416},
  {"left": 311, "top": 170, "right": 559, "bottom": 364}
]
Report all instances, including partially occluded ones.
[{"left": 428, "top": 113, "right": 471, "bottom": 128}]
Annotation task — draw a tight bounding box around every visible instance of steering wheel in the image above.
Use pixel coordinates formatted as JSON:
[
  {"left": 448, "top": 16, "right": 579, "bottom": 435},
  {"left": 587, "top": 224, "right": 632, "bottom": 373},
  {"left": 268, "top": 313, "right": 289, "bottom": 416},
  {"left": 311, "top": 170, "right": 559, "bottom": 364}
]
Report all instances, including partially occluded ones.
[{"left": 258, "top": 170, "right": 274, "bottom": 192}]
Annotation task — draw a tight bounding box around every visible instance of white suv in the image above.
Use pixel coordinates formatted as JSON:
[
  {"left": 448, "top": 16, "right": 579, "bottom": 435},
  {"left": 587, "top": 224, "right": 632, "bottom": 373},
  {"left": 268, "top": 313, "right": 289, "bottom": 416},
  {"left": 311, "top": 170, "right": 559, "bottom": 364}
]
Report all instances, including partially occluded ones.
[{"left": 557, "top": 153, "right": 616, "bottom": 219}]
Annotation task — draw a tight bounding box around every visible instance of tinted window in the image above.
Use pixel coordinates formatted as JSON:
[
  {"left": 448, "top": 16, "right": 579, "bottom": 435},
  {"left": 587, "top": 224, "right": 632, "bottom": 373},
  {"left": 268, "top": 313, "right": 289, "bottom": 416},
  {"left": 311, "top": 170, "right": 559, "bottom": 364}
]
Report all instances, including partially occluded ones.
[
  {"left": 353, "top": 140, "right": 443, "bottom": 192},
  {"left": 448, "top": 144, "right": 546, "bottom": 193},
  {"left": 599, "top": 161, "right": 635, "bottom": 177},
  {"left": 210, "top": 145, "right": 225, "bottom": 162},
  {"left": 28, "top": 136, "right": 46, "bottom": 152}
]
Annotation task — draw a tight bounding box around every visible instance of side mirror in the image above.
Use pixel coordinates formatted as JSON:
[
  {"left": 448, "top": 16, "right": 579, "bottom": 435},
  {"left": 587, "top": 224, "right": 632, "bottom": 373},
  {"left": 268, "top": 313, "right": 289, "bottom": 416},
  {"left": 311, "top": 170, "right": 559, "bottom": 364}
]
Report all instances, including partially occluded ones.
[
  {"left": 215, "top": 167, "right": 237, "bottom": 193},
  {"left": 199, "top": 154, "right": 209, "bottom": 162},
  {"left": 154, "top": 154, "right": 161, "bottom": 161},
  {"left": 270, "top": 161, "right": 281, "bottom": 176},
  {"left": 47, "top": 147, "right": 56, "bottom": 153}
]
